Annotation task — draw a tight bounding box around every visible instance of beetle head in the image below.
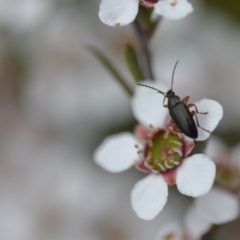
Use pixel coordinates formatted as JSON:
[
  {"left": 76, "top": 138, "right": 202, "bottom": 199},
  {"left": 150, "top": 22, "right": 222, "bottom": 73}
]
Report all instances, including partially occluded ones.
[{"left": 166, "top": 89, "right": 175, "bottom": 98}]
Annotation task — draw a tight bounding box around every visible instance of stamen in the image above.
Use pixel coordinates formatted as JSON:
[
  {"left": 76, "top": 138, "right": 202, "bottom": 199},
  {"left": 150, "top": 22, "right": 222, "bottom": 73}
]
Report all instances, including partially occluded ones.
[
  {"left": 161, "top": 151, "right": 167, "bottom": 161},
  {"left": 143, "top": 161, "right": 152, "bottom": 171},
  {"left": 168, "top": 149, "right": 175, "bottom": 154},
  {"left": 148, "top": 140, "right": 153, "bottom": 147},
  {"left": 146, "top": 152, "right": 152, "bottom": 160},
  {"left": 163, "top": 131, "right": 169, "bottom": 139},
  {"left": 168, "top": 148, "right": 182, "bottom": 157},
  {"left": 173, "top": 160, "right": 180, "bottom": 165},
  {"left": 137, "top": 150, "right": 143, "bottom": 154},
  {"left": 146, "top": 156, "right": 151, "bottom": 163},
  {"left": 164, "top": 161, "right": 174, "bottom": 169},
  {"left": 150, "top": 168, "right": 160, "bottom": 174},
  {"left": 158, "top": 163, "right": 167, "bottom": 172},
  {"left": 171, "top": 140, "right": 183, "bottom": 147},
  {"left": 172, "top": 148, "right": 183, "bottom": 157}
]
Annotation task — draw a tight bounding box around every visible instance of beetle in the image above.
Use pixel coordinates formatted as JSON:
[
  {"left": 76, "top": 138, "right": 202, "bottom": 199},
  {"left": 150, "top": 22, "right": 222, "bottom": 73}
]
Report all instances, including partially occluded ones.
[{"left": 137, "top": 61, "right": 210, "bottom": 139}]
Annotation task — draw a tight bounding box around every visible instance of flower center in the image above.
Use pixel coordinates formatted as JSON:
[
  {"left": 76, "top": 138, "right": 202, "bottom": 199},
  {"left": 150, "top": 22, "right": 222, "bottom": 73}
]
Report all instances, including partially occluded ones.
[
  {"left": 216, "top": 165, "right": 240, "bottom": 191},
  {"left": 141, "top": 0, "right": 159, "bottom": 7},
  {"left": 163, "top": 233, "right": 174, "bottom": 240},
  {"left": 144, "top": 130, "right": 183, "bottom": 173}
]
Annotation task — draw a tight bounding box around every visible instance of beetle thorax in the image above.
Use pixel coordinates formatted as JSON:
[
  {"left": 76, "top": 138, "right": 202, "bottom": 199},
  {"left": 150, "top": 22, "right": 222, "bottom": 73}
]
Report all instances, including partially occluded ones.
[{"left": 168, "top": 94, "right": 181, "bottom": 109}]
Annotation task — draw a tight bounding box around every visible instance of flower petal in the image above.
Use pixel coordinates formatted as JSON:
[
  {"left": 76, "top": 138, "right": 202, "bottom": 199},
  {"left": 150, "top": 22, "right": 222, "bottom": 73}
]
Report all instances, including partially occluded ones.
[
  {"left": 195, "top": 187, "right": 240, "bottom": 224},
  {"left": 131, "top": 174, "right": 168, "bottom": 220},
  {"left": 204, "top": 136, "right": 227, "bottom": 164},
  {"left": 184, "top": 206, "right": 211, "bottom": 239},
  {"left": 154, "top": 0, "right": 193, "bottom": 20},
  {"left": 176, "top": 154, "right": 216, "bottom": 197},
  {"left": 94, "top": 132, "right": 140, "bottom": 172},
  {"left": 99, "top": 0, "right": 139, "bottom": 26},
  {"left": 131, "top": 80, "right": 169, "bottom": 127},
  {"left": 194, "top": 99, "right": 223, "bottom": 141}
]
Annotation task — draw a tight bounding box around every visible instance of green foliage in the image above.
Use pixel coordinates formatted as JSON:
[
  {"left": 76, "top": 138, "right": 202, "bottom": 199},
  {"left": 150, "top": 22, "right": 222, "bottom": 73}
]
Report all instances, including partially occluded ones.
[
  {"left": 124, "top": 44, "right": 144, "bottom": 82},
  {"left": 203, "top": 0, "right": 240, "bottom": 23}
]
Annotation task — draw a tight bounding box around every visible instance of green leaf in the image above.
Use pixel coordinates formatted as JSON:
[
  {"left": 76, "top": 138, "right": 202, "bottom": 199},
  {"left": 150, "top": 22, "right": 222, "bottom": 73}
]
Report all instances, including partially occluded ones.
[
  {"left": 87, "top": 46, "right": 133, "bottom": 97},
  {"left": 124, "top": 44, "right": 144, "bottom": 82}
]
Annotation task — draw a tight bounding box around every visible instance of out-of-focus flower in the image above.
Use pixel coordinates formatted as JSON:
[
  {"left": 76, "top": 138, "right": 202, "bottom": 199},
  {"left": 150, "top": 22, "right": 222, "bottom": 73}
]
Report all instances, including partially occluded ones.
[
  {"left": 154, "top": 222, "right": 184, "bottom": 240},
  {"left": 0, "top": 0, "right": 54, "bottom": 32},
  {"left": 154, "top": 216, "right": 209, "bottom": 240},
  {"left": 205, "top": 136, "right": 240, "bottom": 196},
  {"left": 184, "top": 187, "right": 239, "bottom": 239},
  {"left": 99, "top": 0, "right": 193, "bottom": 26},
  {"left": 155, "top": 185, "right": 238, "bottom": 240},
  {"left": 94, "top": 81, "right": 223, "bottom": 220},
  {"left": 182, "top": 136, "right": 240, "bottom": 239}
]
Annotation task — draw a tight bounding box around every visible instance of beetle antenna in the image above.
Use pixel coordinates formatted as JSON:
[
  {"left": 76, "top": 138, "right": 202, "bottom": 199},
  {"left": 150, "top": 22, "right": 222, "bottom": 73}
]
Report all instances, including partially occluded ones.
[
  {"left": 137, "top": 83, "right": 166, "bottom": 95},
  {"left": 171, "top": 60, "right": 179, "bottom": 91}
]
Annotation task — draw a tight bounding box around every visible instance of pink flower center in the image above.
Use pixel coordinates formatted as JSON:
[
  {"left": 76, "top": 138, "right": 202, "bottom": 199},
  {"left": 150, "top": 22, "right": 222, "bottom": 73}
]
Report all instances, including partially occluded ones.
[{"left": 141, "top": 0, "right": 159, "bottom": 7}]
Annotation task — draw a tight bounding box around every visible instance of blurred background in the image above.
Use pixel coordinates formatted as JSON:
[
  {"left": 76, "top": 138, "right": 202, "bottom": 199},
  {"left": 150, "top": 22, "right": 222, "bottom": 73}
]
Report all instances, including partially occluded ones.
[{"left": 0, "top": 0, "right": 240, "bottom": 239}]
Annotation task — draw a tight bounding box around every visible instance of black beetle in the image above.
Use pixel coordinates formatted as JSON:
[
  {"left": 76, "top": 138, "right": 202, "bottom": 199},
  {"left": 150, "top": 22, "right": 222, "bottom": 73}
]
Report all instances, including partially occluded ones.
[{"left": 137, "top": 61, "right": 210, "bottom": 139}]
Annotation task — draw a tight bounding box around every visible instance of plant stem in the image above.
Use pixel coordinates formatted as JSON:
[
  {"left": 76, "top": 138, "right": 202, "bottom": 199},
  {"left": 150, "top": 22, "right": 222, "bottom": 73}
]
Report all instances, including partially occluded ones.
[
  {"left": 133, "top": 19, "right": 154, "bottom": 80},
  {"left": 189, "top": 139, "right": 208, "bottom": 156},
  {"left": 87, "top": 46, "right": 133, "bottom": 97}
]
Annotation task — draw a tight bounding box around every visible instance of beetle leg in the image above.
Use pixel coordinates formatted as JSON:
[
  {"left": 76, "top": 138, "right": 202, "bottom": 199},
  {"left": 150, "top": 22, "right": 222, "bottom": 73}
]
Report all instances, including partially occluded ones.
[
  {"left": 181, "top": 96, "right": 190, "bottom": 104},
  {"left": 163, "top": 96, "right": 168, "bottom": 108},
  {"left": 173, "top": 125, "right": 182, "bottom": 133},
  {"left": 191, "top": 111, "right": 211, "bottom": 133},
  {"left": 187, "top": 103, "right": 208, "bottom": 114}
]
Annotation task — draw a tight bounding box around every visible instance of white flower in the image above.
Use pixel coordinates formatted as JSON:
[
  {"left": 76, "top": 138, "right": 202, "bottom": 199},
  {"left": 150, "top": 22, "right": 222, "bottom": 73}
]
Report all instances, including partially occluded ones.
[
  {"left": 183, "top": 137, "right": 240, "bottom": 238},
  {"left": 185, "top": 187, "right": 239, "bottom": 239},
  {"left": 94, "top": 81, "right": 223, "bottom": 220},
  {"left": 0, "top": 0, "right": 54, "bottom": 32},
  {"left": 205, "top": 136, "right": 240, "bottom": 194},
  {"left": 99, "top": 0, "right": 193, "bottom": 26}
]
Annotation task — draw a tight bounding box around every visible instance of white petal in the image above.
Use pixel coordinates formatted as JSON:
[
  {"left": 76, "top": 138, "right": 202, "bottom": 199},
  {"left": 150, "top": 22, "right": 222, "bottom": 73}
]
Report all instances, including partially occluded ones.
[
  {"left": 176, "top": 154, "right": 216, "bottom": 197},
  {"left": 184, "top": 206, "right": 212, "bottom": 239},
  {"left": 99, "top": 0, "right": 139, "bottom": 26},
  {"left": 131, "top": 174, "right": 168, "bottom": 220},
  {"left": 204, "top": 135, "right": 227, "bottom": 164},
  {"left": 131, "top": 80, "right": 169, "bottom": 127},
  {"left": 154, "top": 0, "right": 193, "bottom": 20},
  {"left": 195, "top": 187, "right": 240, "bottom": 224},
  {"left": 193, "top": 99, "right": 223, "bottom": 141},
  {"left": 94, "top": 132, "right": 140, "bottom": 173}
]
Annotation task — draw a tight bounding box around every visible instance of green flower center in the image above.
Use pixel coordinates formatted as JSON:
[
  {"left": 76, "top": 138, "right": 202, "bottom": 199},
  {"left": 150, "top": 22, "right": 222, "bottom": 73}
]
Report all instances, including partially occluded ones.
[
  {"left": 144, "top": 130, "right": 183, "bottom": 173},
  {"left": 216, "top": 165, "right": 240, "bottom": 190}
]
